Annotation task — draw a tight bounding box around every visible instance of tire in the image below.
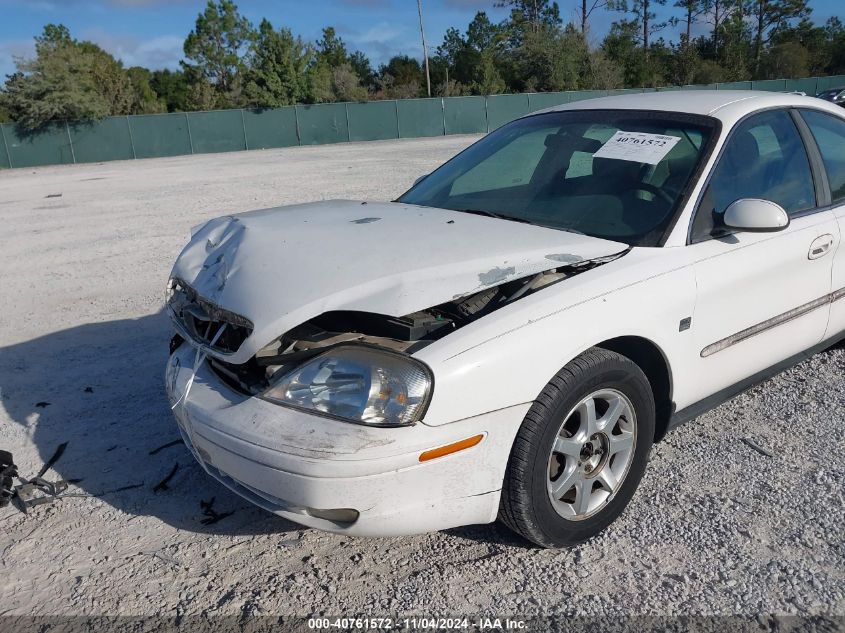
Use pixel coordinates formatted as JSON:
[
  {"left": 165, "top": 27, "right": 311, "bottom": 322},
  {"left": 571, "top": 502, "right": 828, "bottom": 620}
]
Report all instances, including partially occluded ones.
[{"left": 499, "top": 347, "right": 655, "bottom": 548}]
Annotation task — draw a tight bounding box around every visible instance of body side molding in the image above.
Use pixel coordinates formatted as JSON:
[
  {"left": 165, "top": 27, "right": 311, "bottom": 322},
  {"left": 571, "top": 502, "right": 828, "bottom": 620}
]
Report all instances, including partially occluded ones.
[
  {"left": 701, "top": 286, "right": 845, "bottom": 357},
  {"left": 666, "top": 328, "right": 845, "bottom": 437}
]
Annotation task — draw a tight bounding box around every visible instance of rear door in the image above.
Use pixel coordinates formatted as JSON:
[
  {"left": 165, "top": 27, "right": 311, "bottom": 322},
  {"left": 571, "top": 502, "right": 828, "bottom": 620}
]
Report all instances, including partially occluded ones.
[
  {"left": 683, "top": 108, "right": 838, "bottom": 405},
  {"left": 797, "top": 108, "right": 845, "bottom": 341}
]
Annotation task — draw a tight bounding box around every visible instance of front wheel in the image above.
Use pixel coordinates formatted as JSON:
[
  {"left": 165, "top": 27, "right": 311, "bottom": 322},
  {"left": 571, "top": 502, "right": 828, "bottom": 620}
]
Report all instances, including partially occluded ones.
[{"left": 499, "top": 348, "right": 655, "bottom": 548}]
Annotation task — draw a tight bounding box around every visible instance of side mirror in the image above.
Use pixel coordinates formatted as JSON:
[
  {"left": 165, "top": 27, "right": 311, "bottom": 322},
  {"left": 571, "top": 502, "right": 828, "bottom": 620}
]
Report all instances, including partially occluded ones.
[
  {"left": 412, "top": 174, "right": 428, "bottom": 188},
  {"left": 723, "top": 198, "right": 790, "bottom": 233}
]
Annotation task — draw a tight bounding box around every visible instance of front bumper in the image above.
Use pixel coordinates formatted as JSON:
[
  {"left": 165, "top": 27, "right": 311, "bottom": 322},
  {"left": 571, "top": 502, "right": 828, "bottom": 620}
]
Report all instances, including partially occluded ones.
[{"left": 165, "top": 344, "right": 528, "bottom": 536}]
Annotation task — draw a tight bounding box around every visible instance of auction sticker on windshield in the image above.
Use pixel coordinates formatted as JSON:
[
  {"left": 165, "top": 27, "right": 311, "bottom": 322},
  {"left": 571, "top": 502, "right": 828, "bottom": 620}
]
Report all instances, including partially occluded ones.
[{"left": 592, "top": 130, "right": 681, "bottom": 165}]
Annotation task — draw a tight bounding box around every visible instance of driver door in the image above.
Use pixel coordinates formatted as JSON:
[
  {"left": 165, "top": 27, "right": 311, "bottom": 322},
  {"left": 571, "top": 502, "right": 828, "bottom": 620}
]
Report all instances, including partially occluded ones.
[{"left": 683, "top": 109, "right": 838, "bottom": 405}]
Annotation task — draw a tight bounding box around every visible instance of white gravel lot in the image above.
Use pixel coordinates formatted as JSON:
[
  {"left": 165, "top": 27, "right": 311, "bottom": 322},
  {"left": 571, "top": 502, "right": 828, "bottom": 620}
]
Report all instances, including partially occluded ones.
[{"left": 0, "top": 137, "right": 843, "bottom": 622}]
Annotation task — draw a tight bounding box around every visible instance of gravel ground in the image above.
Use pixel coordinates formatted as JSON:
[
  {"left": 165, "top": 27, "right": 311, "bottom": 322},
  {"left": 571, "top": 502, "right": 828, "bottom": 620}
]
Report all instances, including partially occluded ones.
[{"left": 0, "top": 137, "right": 843, "bottom": 622}]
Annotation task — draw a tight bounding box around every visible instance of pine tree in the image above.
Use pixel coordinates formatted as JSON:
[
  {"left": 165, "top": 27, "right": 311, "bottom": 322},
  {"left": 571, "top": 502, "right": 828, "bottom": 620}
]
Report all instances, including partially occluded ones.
[{"left": 182, "top": 0, "right": 255, "bottom": 106}]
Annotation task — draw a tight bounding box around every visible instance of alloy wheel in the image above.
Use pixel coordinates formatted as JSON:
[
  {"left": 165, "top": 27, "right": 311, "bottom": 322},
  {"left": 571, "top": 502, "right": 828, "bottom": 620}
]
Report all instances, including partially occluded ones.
[{"left": 546, "top": 388, "right": 637, "bottom": 521}]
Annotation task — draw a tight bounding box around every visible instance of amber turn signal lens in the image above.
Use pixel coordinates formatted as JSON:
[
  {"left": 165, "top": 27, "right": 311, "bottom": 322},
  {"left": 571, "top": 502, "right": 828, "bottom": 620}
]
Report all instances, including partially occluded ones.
[{"left": 419, "top": 434, "right": 484, "bottom": 462}]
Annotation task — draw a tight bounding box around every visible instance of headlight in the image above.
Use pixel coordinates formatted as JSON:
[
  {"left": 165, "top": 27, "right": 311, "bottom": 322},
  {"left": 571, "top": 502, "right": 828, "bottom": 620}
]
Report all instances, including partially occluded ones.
[{"left": 261, "top": 346, "right": 433, "bottom": 427}]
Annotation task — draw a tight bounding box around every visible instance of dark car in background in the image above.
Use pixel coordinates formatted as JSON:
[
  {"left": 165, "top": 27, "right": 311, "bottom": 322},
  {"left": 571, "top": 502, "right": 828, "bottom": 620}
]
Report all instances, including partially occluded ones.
[{"left": 817, "top": 87, "right": 845, "bottom": 106}]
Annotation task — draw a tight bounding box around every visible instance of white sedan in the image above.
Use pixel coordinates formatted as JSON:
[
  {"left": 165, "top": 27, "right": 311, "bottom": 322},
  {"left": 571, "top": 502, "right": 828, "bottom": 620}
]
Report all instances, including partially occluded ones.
[{"left": 165, "top": 91, "right": 845, "bottom": 548}]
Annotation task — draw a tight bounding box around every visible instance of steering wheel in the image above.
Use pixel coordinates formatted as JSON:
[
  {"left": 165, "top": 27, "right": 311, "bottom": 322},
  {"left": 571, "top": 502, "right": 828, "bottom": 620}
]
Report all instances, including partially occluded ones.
[{"left": 633, "top": 182, "right": 674, "bottom": 204}]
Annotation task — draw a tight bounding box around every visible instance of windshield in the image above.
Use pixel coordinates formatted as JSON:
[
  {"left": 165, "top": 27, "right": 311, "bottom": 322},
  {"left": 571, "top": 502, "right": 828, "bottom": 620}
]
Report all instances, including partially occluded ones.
[{"left": 398, "top": 109, "right": 717, "bottom": 246}]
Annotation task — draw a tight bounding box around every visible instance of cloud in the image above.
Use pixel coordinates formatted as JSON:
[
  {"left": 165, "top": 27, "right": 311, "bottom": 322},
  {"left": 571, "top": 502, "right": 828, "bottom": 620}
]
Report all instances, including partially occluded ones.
[
  {"left": 353, "top": 22, "right": 406, "bottom": 44},
  {"left": 0, "top": 39, "right": 35, "bottom": 78},
  {"left": 82, "top": 29, "right": 184, "bottom": 70},
  {"left": 344, "top": 21, "right": 413, "bottom": 66},
  {"left": 0, "top": 31, "right": 182, "bottom": 78}
]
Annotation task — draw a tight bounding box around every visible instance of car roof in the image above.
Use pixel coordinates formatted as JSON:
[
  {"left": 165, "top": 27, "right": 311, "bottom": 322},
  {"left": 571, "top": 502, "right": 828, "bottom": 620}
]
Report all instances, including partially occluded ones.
[{"left": 538, "top": 90, "right": 844, "bottom": 123}]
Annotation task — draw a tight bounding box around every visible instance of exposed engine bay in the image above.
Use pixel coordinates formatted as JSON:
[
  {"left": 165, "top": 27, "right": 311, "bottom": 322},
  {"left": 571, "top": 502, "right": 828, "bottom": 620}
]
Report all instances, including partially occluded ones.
[{"left": 196, "top": 251, "right": 627, "bottom": 397}]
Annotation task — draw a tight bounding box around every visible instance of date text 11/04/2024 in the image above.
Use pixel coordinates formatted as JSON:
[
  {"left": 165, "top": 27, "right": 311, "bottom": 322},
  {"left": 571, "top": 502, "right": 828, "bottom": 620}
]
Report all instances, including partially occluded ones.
[{"left": 307, "top": 617, "right": 528, "bottom": 630}]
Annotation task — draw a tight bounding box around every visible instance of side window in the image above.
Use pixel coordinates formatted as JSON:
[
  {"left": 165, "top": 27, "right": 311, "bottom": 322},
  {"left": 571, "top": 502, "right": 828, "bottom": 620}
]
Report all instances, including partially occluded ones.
[
  {"left": 691, "top": 110, "right": 816, "bottom": 242},
  {"left": 800, "top": 109, "right": 845, "bottom": 204}
]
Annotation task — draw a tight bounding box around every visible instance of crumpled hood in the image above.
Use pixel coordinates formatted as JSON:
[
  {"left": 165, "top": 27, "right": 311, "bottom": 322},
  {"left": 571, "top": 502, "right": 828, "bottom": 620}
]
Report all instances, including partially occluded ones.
[{"left": 171, "top": 200, "right": 626, "bottom": 363}]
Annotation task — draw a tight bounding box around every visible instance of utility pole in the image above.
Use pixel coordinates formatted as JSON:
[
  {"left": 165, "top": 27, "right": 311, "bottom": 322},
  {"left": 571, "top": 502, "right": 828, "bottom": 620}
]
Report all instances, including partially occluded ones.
[{"left": 417, "top": 0, "right": 432, "bottom": 97}]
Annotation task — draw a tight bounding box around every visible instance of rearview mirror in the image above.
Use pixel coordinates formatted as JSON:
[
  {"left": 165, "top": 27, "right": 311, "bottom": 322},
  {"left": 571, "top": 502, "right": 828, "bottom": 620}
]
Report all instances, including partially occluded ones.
[
  {"left": 412, "top": 174, "right": 428, "bottom": 187},
  {"left": 723, "top": 198, "right": 789, "bottom": 233}
]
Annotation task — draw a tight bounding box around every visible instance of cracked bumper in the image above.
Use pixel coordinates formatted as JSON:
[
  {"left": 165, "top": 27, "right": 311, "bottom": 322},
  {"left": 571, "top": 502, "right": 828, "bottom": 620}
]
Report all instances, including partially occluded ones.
[{"left": 165, "top": 344, "right": 528, "bottom": 536}]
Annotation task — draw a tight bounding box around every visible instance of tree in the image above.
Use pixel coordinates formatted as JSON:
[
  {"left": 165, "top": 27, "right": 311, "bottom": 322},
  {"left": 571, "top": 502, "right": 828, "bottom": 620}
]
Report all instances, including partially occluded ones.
[
  {"left": 761, "top": 40, "right": 809, "bottom": 78},
  {"left": 332, "top": 64, "right": 368, "bottom": 102},
  {"left": 579, "top": 0, "right": 610, "bottom": 35},
  {"left": 316, "top": 27, "right": 348, "bottom": 68},
  {"left": 349, "top": 51, "right": 376, "bottom": 89},
  {"left": 0, "top": 24, "right": 132, "bottom": 129},
  {"left": 305, "top": 62, "right": 335, "bottom": 103},
  {"left": 79, "top": 41, "right": 134, "bottom": 115},
  {"left": 513, "top": 24, "right": 589, "bottom": 92},
  {"left": 704, "top": 0, "right": 727, "bottom": 54},
  {"left": 182, "top": 0, "right": 254, "bottom": 106},
  {"left": 377, "top": 56, "right": 423, "bottom": 98},
  {"left": 149, "top": 69, "right": 189, "bottom": 112},
  {"left": 186, "top": 77, "right": 219, "bottom": 110},
  {"left": 749, "top": 0, "right": 811, "bottom": 75},
  {"left": 36, "top": 23, "right": 72, "bottom": 50},
  {"left": 602, "top": 19, "right": 648, "bottom": 85},
  {"left": 769, "top": 17, "right": 828, "bottom": 75},
  {"left": 497, "top": 0, "right": 562, "bottom": 47},
  {"left": 674, "top": 0, "right": 710, "bottom": 41},
  {"left": 309, "top": 26, "right": 371, "bottom": 102},
  {"left": 242, "top": 19, "right": 310, "bottom": 107},
  {"left": 673, "top": 0, "right": 709, "bottom": 83},
  {"left": 720, "top": 4, "right": 753, "bottom": 79},
  {"left": 467, "top": 11, "right": 500, "bottom": 51},
  {"left": 583, "top": 49, "right": 624, "bottom": 88},
  {"left": 127, "top": 66, "right": 164, "bottom": 114},
  {"left": 496, "top": 0, "right": 562, "bottom": 34},
  {"left": 610, "top": 0, "right": 670, "bottom": 53},
  {"left": 434, "top": 27, "right": 465, "bottom": 86},
  {"left": 824, "top": 17, "right": 845, "bottom": 75},
  {"left": 441, "top": 12, "right": 506, "bottom": 95}
]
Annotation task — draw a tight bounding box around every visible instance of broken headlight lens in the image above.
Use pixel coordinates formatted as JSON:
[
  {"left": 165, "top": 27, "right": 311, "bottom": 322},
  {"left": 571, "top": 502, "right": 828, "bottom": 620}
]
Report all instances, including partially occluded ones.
[{"left": 260, "top": 346, "right": 432, "bottom": 427}]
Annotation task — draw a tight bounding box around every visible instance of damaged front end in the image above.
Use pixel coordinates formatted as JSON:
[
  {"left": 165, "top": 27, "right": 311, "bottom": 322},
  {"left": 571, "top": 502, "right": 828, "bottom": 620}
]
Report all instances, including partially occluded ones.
[
  {"left": 175, "top": 250, "right": 627, "bottom": 405},
  {"left": 167, "top": 279, "right": 253, "bottom": 356}
]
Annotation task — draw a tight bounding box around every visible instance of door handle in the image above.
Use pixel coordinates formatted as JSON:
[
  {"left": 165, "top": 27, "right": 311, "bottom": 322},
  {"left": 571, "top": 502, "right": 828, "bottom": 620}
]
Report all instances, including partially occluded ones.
[{"left": 809, "top": 234, "right": 834, "bottom": 260}]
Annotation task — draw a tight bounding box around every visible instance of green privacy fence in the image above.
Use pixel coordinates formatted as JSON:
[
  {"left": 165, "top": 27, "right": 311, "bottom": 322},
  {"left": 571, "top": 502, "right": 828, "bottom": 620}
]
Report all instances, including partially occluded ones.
[{"left": 2, "top": 74, "right": 844, "bottom": 170}]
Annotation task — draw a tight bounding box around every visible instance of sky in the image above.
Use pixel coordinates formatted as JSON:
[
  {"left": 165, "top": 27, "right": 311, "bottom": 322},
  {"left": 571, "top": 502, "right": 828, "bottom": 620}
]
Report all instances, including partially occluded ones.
[{"left": 0, "top": 0, "right": 842, "bottom": 80}]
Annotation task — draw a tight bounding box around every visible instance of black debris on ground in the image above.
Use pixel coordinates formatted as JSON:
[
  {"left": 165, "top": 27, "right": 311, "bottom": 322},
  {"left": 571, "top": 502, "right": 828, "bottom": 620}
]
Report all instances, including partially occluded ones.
[
  {"left": 37, "top": 442, "right": 68, "bottom": 478},
  {"left": 199, "top": 497, "right": 234, "bottom": 526},
  {"left": 148, "top": 439, "right": 182, "bottom": 456},
  {"left": 152, "top": 463, "right": 179, "bottom": 493},
  {"left": 99, "top": 483, "right": 144, "bottom": 495},
  {"left": 742, "top": 437, "right": 775, "bottom": 458}
]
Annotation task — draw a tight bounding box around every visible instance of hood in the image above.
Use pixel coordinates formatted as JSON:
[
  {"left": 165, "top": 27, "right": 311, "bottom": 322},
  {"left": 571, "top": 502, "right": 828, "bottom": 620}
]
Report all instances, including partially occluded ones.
[{"left": 171, "top": 200, "right": 626, "bottom": 363}]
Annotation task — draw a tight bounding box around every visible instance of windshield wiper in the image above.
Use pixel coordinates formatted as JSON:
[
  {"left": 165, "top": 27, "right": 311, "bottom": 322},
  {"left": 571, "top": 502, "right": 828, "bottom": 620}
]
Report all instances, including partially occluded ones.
[{"left": 453, "top": 208, "right": 534, "bottom": 225}]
